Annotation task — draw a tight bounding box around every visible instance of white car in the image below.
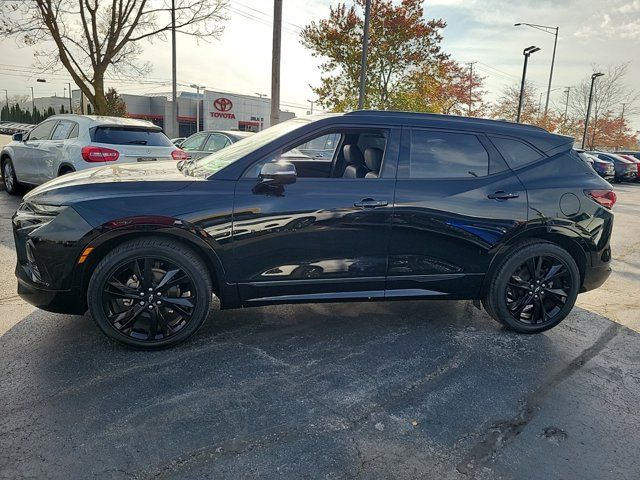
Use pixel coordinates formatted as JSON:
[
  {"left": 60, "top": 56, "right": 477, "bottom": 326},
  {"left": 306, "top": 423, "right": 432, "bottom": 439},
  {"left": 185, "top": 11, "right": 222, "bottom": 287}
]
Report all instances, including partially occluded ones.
[{"left": 0, "top": 114, "right": 188, "bottom": 195}]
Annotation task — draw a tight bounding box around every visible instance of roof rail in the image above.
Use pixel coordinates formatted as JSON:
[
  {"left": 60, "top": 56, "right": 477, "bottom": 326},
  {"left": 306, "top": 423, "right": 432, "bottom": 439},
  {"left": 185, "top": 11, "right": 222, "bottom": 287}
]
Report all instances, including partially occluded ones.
[{"left": 344, "top": 109, "right": 547, "bottom": 132}]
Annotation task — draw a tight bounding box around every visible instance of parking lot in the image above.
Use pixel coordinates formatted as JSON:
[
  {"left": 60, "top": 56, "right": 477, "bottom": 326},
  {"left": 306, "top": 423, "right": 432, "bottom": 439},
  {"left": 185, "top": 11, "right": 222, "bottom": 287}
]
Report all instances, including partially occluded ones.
[{"left": 1, "top": 132, "right": 640, "bottom": 478}]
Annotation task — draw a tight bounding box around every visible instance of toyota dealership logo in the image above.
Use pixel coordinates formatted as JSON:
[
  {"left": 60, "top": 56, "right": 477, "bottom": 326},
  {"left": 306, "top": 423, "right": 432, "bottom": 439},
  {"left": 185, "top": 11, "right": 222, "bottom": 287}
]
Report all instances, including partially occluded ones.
[{"left": 214, "top": 97, "right": 233, "bottom": 112}]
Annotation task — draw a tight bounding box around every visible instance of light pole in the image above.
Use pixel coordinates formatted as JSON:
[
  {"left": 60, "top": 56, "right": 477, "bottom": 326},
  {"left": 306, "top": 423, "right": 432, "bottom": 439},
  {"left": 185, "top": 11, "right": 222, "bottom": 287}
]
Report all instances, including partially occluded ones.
[
  {"left": 357, "top": 0, "right": 371, "bottom": 109},
  {"left": 2, "top": 89, "right": 8, "bottom": 121},
  {"left": 516, "top": 45, "right": 540, "bottom": 123},
  {"left": 307, "top": 99, "right": 314, "bottom": 115},
  {"left": 171, "top": 0, "right": 178, "bottom": 137},
  {"left": 189, "top": 84, "right": 206, "bottom": 133},
  {"left": 68, "top": 82, "right": 72, "bottom": 113},
  {"left": 270, "top": 0, "right": 282, "bottom": 126},
  {"left": 582, "top": 72, "right": 604, "bottom": 149},
  {"left": 515, "top": 23, "right": 558, "bottom": 120}
]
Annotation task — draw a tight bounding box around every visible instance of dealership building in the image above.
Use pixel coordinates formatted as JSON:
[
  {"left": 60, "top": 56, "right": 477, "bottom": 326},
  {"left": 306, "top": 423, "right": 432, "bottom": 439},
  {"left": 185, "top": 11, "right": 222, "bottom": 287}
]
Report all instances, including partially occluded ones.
[{"left": 116, "top": 90, "right": 295, "bottom": 137}]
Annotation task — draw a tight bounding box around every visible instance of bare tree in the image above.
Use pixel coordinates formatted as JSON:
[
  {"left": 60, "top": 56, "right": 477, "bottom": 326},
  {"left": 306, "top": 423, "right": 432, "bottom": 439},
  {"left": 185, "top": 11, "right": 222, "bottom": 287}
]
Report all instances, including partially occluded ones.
[
  {"left": 0, "top": 0, "right": 228, "bottom": 114},
  {"left": 568, "top": 63, "right": 639, "bottom": 148}
]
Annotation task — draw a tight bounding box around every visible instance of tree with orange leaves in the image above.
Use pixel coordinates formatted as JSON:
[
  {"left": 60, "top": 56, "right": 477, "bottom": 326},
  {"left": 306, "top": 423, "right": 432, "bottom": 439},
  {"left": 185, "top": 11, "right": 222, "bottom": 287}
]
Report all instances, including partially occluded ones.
[{"left": 301, "top": 0, "right": 476, "bottom": 113}]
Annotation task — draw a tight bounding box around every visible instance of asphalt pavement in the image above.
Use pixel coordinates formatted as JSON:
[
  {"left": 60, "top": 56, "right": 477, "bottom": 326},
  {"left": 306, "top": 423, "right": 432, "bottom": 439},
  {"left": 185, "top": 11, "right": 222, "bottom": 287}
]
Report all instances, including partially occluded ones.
[{"left": 1, "top": 137, "right": 639, "bottom": 479}]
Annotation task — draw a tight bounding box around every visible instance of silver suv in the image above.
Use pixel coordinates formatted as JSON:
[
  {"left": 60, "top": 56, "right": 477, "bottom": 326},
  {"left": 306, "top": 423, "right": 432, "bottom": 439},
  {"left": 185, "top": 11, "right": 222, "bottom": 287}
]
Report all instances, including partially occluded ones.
[{"left": 1, "top": 114, "right": 187, "bottom": 194}]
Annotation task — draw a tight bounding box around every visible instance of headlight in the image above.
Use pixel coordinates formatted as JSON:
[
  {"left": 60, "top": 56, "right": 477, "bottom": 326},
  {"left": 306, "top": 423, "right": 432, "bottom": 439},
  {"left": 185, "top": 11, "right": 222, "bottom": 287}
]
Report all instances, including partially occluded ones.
[{"left": 14, "top": 203, "right": 67, "bottom": 229}]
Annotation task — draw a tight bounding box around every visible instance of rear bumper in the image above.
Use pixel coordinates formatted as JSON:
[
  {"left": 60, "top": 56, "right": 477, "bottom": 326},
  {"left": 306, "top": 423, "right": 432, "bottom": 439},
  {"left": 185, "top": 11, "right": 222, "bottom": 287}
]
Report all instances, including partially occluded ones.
[
  {"left": 580, "top": 264, "right": 611, "bottom": 293},
  {"left": 16, "top": 267, "right": 86, "bottom": 315}
]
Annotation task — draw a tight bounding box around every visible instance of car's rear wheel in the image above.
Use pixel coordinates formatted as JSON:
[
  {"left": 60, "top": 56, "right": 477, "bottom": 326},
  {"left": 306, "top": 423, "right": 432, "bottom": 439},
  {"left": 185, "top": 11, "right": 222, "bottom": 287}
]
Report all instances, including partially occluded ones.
[
  {"left": 483, "top": 241, "right": 580, "bottom": 333},
  {"left": 2, "top": 158, "right": 21, "bottom": 195},
  {"left": 87, "top": 238, "right": 212, "bottom": 348}
]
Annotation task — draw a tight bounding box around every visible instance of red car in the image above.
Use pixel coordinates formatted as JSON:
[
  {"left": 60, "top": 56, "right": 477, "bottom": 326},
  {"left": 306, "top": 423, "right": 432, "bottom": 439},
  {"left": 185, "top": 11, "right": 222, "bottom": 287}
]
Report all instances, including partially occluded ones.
[{"left": 616, "top": 153, "right": 640, "bottom": 180}]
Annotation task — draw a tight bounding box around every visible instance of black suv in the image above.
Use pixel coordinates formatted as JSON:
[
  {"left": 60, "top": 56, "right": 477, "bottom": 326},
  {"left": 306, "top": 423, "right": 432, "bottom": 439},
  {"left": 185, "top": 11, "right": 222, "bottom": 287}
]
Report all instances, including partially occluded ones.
[{"left": 12, "top": 111, "right": 615, "bottom": 348}]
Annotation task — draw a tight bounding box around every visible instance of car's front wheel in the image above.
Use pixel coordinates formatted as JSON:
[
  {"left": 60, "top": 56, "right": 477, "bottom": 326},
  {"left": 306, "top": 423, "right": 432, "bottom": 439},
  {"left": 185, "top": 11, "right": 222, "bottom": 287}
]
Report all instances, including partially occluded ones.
[
  {"left": 87, "top": 238, "right": 212, "bottom": 348},
  {"left": 2, "top": 158, "right": 21, "bottom": 195},
  {"left": 483, "top": 241, "right": 580, "bottom": 333}
]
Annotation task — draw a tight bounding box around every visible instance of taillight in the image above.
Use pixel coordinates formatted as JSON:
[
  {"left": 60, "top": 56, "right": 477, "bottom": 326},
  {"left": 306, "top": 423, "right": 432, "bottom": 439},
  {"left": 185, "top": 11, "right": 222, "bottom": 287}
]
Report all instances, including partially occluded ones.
[
  {"left": 81, "top": 146, "right": 119, "bottom": 162},
  {"left": 171, "top": 149, "right": 189, "bottom": 161},
  {"left": 585, "top": 189, "right": 617, "bottom": 209}
]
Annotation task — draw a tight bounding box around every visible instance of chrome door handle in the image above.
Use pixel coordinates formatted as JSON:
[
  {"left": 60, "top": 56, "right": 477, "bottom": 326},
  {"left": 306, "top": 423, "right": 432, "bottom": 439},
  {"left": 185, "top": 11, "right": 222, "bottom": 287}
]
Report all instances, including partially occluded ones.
[
  {"left": 488, "top": 191, "right": 519, "bottom": 200},
  {"left": 354, "top": 198, "right": 388, "bottom": 208}
]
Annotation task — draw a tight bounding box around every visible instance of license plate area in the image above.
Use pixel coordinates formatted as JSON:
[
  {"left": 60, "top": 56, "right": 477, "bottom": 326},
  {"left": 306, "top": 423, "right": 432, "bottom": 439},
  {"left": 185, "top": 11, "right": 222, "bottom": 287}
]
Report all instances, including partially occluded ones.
[{"left": 137, "top": 157, "right": 157, "bottom": 162}]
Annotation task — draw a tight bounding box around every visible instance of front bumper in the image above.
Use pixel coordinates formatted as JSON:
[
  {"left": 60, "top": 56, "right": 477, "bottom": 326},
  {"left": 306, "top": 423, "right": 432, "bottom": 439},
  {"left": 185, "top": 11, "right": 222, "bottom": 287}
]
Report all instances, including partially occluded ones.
[
  {"left": 581, "top": 264, "right": 612, "bottom": 292},
  {"left": 16, "top": 265, "right": 86, "bottom": 314}
]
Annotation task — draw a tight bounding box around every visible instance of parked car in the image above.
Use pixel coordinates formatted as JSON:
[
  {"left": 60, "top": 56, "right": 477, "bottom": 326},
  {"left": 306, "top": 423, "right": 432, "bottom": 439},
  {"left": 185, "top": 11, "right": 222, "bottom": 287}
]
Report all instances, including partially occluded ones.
[
  {"left": 591, "top": 151, "right": 637, "bottom": 183},
  {"left": 1, "top": 114, "right": 188, "bottom": 195},
  {"left": 576, "top": 150, "right": 615, "bottom": 180},
  {"left": 13, "top": 111, "right": 615, "bottom": 348},
  {"left": 178, "top": 130, "right": 254, "bottom": 161},
  {"left": 615, "top": 150, "right": 640, "bottom": 161},
  {"left": 170, "top": 137, "right": 186, "bottom": 147},
  {"left": 615, "top": 153, "right": 640, "bottom": 179}
]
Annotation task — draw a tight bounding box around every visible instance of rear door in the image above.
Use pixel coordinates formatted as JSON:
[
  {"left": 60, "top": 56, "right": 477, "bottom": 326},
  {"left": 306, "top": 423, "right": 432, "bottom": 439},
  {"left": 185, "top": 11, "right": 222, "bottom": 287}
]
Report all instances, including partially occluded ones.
[
  {"left": 92, "top": 126, "right": 175, "bottom": 163},
  {"left": 40, "top": 119, "right": 78, "bottom": 181},
  {"left": 387, "top": 127, "right": 528, "bottom": 298}
]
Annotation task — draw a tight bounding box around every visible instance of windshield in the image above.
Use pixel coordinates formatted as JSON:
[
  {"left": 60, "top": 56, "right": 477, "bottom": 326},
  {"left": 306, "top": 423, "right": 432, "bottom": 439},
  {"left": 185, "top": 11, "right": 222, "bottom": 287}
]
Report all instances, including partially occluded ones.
[{"left": 184, "top": 117, "right": 313, "bottom": 178}]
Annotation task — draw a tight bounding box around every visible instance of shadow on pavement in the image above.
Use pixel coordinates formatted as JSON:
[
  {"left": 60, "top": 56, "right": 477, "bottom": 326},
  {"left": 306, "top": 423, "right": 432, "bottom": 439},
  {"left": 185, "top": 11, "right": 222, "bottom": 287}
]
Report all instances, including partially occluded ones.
[{"left": 1, "top": 299, "right": 639, "bottom": 479}]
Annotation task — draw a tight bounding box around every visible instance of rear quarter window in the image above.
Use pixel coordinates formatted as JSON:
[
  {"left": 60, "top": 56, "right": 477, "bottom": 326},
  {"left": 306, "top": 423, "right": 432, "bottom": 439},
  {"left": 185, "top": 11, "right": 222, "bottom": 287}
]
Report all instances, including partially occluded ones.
[
  {"left": 489, "top": 136, "right": 545, "bottom": 169},
  {"left": 93, "top": 127, "right": 172, "bottom": 146}
]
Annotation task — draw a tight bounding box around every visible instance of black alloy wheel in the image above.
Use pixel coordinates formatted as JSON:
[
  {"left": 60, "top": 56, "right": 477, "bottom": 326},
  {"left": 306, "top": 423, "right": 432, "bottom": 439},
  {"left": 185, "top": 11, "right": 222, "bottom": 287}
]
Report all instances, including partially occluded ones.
[
  {"left": 505, "top": 255, "right": 572, "bottom": 326},
  {"left": 88, "top": 238, "right": 212, "bottom": 348},
  {"left": 483, "top": 241, "right": 580, "bottom": 333},
  {"left": 102, "top": 257, "right": 197, "bottom": 341}
]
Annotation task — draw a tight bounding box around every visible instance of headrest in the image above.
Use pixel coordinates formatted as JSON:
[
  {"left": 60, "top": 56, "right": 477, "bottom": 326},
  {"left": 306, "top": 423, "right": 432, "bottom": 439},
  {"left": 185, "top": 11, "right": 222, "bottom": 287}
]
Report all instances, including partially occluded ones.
[
  {"left": 343, "top": 144, "right": 364, "bottom": 165},
  {"left": 364, "top": 147, "right": 383, "bottom": 172}
]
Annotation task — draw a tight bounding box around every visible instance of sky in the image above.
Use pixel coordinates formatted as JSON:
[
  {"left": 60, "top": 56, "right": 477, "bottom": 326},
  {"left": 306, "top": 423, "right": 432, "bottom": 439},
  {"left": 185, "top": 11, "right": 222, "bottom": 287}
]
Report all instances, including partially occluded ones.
[{"left": 0, "top": 0, "right": 639, "bottom": 128}]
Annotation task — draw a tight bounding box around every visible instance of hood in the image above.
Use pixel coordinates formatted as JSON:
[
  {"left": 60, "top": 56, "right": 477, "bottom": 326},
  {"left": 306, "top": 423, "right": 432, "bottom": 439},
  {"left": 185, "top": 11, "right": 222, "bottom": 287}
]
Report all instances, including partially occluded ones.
[{"left": 25, "top": 161, "right": 202, "bottom": 205}]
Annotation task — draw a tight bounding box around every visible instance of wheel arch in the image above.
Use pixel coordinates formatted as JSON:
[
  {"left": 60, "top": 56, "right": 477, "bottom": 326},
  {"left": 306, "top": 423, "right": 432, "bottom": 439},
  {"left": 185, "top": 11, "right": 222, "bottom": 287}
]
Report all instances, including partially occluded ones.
[
  {"left": 481, "top": 226, "right": 588, "bottom": 297},
  {"left": 77, "top": 226, "right": 237, "bottom": 308}
]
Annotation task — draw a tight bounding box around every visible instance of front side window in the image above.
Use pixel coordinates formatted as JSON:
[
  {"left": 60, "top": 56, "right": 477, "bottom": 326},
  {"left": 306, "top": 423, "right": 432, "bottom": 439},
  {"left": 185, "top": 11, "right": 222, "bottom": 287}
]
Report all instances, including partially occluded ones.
[
  {"left": 401, "top": 130, "right": 489, "bottom": 179},
  {"left": 244, "top": 129, "right": 388, "bottom": 180},
  {"left": 185, "top": 117, "right": 314, "bottom": 178},
  {"left": 28, "top": 121, "right": 57, "bottom": 141},
  {"left": 51, "top": 121, "right": 76, "bottom": 140},
  {"left": 296, "top": 133, "right": 340, "bottom": 160},
  {"left": 489, "top": 136, "right": 544, "bottom": 169}
]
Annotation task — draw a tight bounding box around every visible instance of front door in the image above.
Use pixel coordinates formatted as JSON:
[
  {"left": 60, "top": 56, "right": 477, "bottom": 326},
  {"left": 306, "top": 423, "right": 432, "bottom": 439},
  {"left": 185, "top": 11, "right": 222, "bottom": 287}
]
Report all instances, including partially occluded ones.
[
  {"left": 15, "top": 120, "right": 58, "bottom": 184},
  {"left": 387, "top": 127, "right": 528, "bottom": 298},
  {"left": 231, "top": 127, "right": 400, "bottom": 304}
]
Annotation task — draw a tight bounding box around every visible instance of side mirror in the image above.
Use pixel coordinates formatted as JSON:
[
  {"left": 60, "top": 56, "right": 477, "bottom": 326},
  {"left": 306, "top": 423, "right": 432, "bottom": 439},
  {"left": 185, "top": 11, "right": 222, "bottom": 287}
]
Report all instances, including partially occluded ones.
[
  {"left": 12, "top": 133, "right": 23, "bottom": 142},
  {"left": 259, "top": 160, "right": 297, "bottom": 185}
]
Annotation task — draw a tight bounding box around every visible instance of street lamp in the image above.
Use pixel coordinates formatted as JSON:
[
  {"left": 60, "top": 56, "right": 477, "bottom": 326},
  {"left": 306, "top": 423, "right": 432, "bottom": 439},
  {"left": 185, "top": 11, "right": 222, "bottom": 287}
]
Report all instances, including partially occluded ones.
[
  {"left": 30, "top": 78, "right": 47, "bottom": 114},
  {"left": 189, "top": 84, "right": 206, "bottom": 133},
  {"left": 582, "top": 72, "right": 604, "bottom": 149},
  {"left": 515, "top": 23, "right": 559, "bottom": 119},
  {"left": 516, "top": 45, "right": 541, "bottom": 123},
  {"left": 307, "top": 99, "right": 315, "bottom": 115}
]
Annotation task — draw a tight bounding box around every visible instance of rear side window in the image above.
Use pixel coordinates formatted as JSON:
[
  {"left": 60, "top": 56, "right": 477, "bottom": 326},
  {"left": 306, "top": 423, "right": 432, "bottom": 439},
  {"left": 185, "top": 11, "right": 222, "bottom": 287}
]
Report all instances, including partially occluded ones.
[
  {"left": 203, "top": 134, "right": 230, "bottom": 152},
  {"left": 51, "top": 121, "right": 77, "bottom": 140},
  {"left": 93, "top": 127, "right": 172, "bottom": 146},
  {"left": 490, "top": 136, "right": 544, "bottom": 169},
  {"left": 401, "top": 130, "right": 489, "bottom": 179}
]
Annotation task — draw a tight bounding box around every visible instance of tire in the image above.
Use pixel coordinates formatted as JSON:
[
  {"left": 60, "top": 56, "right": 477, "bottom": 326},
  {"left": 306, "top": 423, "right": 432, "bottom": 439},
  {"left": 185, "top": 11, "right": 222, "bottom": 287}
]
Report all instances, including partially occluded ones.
[
  {"left": 87, "top": 237, "right": 212, "bottom": 349},
  {"left": 2, "top": 158, "right": 22, "bottom": 195},
  {"left": 483, "top": 240, "right": 580, "bottom": 334},
  {"left": 58, "top": 166, "right": 74, "bottom": 176}
]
